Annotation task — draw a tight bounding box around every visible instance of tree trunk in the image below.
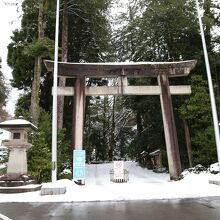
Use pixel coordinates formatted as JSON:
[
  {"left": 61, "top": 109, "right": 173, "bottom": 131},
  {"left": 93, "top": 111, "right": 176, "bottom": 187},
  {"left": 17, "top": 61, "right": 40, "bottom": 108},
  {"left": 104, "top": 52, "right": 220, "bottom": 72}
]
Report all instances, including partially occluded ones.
[
  {"left": 57, "top": 0, "right": 68, "bottom": 129},
  {"left": 183, "top": 119, "right": 193, "bottom": 167},
  {"left": 103, "top": 96, "right": 107, "bottom": 156},
  {"left": 136, "top": 112, "right": 143, "bottom": 136},
  {"left": 109, "top": 96, "right": 116, "bottom": 161},
  {"left": 30, "top": 0, "right": 45, "bottom": 126},
  {"left": 31, "top": 56, "right": 42, "bottom": 126},
  {"left": 204, "top": 0, "right": 212, "bottom": 51}
]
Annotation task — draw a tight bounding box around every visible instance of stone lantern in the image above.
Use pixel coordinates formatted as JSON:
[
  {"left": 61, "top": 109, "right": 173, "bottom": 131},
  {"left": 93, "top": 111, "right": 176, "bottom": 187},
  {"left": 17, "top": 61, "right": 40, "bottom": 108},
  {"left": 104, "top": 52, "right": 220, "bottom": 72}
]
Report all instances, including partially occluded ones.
[{"left": 0, "top": 118, "right": 37, "bottom": 179}]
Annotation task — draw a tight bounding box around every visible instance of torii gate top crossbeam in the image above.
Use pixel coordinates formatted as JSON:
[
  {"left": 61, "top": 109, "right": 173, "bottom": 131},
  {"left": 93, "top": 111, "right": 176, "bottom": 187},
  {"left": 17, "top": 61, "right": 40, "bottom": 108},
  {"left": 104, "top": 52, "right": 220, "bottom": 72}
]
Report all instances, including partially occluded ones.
[{"left": 44, "top": 60, "right": 196, "bottom": 78}]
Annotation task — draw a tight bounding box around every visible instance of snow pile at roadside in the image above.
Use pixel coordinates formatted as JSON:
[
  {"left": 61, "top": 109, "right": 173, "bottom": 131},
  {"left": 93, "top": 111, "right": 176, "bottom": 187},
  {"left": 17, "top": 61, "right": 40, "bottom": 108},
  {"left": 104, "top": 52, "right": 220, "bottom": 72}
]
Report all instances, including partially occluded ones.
[
  {"left": 181, "top": 163, "right": 220, "bottom": 177},
  {"left": 0, "top": 161, "right": 220, "bottom": 203},
  {"left": 181, "top": 164, "right": 208, "bottom": 177},
  {"left": 210, "top": 163, "right": 220, "bottom": 173}
]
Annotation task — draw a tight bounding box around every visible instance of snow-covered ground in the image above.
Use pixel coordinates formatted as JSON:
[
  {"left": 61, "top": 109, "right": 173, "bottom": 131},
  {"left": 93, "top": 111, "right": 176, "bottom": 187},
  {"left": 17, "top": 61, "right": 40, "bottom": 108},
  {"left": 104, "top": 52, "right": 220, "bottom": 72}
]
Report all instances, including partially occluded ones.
[{"left": 1, "top": 161, "right": 220, "bottom": 203}]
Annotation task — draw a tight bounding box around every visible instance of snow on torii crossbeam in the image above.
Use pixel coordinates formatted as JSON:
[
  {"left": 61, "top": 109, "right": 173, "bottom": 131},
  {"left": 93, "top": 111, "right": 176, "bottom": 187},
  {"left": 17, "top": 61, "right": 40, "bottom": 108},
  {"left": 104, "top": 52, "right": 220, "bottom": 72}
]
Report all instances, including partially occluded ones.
[
  {"left": 45, "top": 60, "right": 196, "bottom": 180},
  {"left": 45, "top": 60, "right": 195, "bottom": 77}
]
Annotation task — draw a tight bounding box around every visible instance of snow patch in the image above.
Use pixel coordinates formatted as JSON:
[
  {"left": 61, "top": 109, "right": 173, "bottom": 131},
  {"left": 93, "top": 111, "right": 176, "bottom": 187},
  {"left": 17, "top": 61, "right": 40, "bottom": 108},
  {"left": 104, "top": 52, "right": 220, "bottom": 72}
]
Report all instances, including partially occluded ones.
[{"left": 0, "top": 161, "right": 220, "bottom": 203}]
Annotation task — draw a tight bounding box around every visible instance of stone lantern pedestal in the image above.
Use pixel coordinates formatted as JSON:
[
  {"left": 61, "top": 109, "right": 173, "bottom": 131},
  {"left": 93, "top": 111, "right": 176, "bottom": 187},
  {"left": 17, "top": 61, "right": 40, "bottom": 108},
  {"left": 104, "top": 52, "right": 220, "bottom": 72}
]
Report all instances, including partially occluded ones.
[{"left": 3, "top": 139, "right": 32, "bottom": 176}]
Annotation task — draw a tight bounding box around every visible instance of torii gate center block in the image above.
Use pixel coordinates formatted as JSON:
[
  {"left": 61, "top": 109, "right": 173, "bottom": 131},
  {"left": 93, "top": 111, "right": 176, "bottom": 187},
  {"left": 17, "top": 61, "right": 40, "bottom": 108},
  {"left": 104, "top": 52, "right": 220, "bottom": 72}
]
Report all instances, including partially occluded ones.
[{"left": 44, "top": 60, "right": 196, "bottom": 180}]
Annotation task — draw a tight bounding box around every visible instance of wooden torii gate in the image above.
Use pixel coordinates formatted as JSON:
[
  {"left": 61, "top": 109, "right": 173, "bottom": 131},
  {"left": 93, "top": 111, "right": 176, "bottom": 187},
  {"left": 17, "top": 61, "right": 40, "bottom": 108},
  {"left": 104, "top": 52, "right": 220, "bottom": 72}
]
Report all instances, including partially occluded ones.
[{"left": 45, "top": 60, "right": 196, "bottom": 180}]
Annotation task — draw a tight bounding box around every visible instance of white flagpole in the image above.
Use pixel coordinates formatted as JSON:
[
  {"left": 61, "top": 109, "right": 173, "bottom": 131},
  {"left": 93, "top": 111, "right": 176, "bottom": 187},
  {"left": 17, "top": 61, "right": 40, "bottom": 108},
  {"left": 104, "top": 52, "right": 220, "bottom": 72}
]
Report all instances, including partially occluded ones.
[
  {"left": 52, "top": 0, "right": 60, "bottom": 183},
  {"left": 195, "top": 0, "right": 220, "bottom": 171}
]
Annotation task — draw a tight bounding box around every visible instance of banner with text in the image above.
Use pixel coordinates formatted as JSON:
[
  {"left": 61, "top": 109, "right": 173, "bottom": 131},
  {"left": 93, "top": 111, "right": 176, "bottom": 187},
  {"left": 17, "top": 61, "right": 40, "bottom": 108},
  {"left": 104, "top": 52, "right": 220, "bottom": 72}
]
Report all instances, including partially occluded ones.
[{"left": 73, "top": 150, "right": 85, "bottom": 180}]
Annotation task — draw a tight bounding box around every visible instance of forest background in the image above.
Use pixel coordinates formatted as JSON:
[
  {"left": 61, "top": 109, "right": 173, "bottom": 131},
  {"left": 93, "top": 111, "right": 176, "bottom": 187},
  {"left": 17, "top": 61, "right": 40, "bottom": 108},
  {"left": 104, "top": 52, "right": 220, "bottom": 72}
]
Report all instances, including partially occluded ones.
[{"left": 0, "top": 0, "right": 220, "bottom": 182}]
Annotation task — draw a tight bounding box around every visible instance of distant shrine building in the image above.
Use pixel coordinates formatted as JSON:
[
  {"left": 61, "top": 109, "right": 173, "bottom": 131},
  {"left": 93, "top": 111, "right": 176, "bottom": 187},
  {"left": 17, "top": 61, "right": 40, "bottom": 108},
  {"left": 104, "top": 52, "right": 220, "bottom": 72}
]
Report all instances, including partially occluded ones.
[{"left": 45, "top": 60, "right": 196, "bottom": 180}]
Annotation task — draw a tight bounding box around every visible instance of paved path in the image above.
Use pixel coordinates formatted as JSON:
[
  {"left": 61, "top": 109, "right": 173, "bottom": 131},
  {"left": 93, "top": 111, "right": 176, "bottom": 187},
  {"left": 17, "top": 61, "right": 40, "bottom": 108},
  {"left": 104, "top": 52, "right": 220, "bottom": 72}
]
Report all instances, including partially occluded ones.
[{"left": 1, "top": 197, "right": 220, "bottom": 220}]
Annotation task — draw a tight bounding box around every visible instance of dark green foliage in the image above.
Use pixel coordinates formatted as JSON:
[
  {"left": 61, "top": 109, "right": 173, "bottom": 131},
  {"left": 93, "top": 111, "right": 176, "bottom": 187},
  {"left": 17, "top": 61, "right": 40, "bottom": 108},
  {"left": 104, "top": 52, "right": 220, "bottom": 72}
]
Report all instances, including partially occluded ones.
[
  {"left": 28, "top": 111, "right": 52, "bottom": 182},
  {"left": 7, "top": 30, "right": 35, "bottom": 90},
  {"left": 67, "top": 0, "right": 112, "bottom": 62},
  {"left": 15, "top": 94, "right": 31, "bottom": 118},
  {"left": 23, "top": 37, "right": 55, "bottom": 58},
  {"left": 39, "top": 73, "right": 54, "bottom": 112},
  {"left": 114, "top": 0, "right": 201, "bottom": 62},
  {"left": 193, "top": 126, "right": 216, "bottom": 166},
  {"left": 58, "top": 173, "right": 72, "bottom": 180},
  {"left": 28, "top": 110, "right": 71, "bottom": 182},
  {"left": 182, "top": 164, "right": 207, "bottom": 175},
  {"left": 57, "top": 128, "right": 71, "bottom": 175},
  {"left": 126, "top": 95, "right": 166, "bottom": 167},
  {"left": 180, "top": 75, "right": 217, "bottom": 166}
]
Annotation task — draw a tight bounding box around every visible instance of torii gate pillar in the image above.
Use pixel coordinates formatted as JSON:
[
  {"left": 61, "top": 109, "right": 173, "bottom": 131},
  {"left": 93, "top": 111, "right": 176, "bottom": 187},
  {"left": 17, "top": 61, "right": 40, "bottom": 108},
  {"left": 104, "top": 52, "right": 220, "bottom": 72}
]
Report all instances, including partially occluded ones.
[
  {"left": 158, "top": 74, "right": 182, "bottom": 180},
  {"left": 72, "top": 76, "right": 85, "bottom": 150}
]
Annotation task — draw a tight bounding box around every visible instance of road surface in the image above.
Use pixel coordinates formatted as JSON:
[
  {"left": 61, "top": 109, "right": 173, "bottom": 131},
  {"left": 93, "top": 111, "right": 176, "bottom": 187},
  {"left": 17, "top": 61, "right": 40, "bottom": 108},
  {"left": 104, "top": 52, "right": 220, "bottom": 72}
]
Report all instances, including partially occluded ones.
[{"left": 1, "top": 197, "right": 220, "bottom": 220}]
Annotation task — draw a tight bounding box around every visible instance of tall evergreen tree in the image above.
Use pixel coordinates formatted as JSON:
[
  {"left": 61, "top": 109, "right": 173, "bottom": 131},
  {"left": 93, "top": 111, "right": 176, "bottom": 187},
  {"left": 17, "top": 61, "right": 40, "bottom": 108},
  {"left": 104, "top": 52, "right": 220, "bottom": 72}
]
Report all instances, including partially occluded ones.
[
  {"left": 0, "top": 57, "right": 9, "bottom": 120},
  {"left": 7, "top": 0, "right": 56, "bottom": 118},
  {"left": 30, "top": 0, "right": 55, "bottom": 126},
  {"left": 180, "top": 75, "right": 218, "bottom": 166}
]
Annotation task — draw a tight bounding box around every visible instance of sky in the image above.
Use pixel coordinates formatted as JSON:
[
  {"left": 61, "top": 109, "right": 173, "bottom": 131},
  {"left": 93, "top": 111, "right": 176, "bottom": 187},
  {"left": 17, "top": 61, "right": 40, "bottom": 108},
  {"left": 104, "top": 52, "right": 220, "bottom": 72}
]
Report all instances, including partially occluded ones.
[{"left": 0, "top": 0, "right": 23, "bottom": 116}]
